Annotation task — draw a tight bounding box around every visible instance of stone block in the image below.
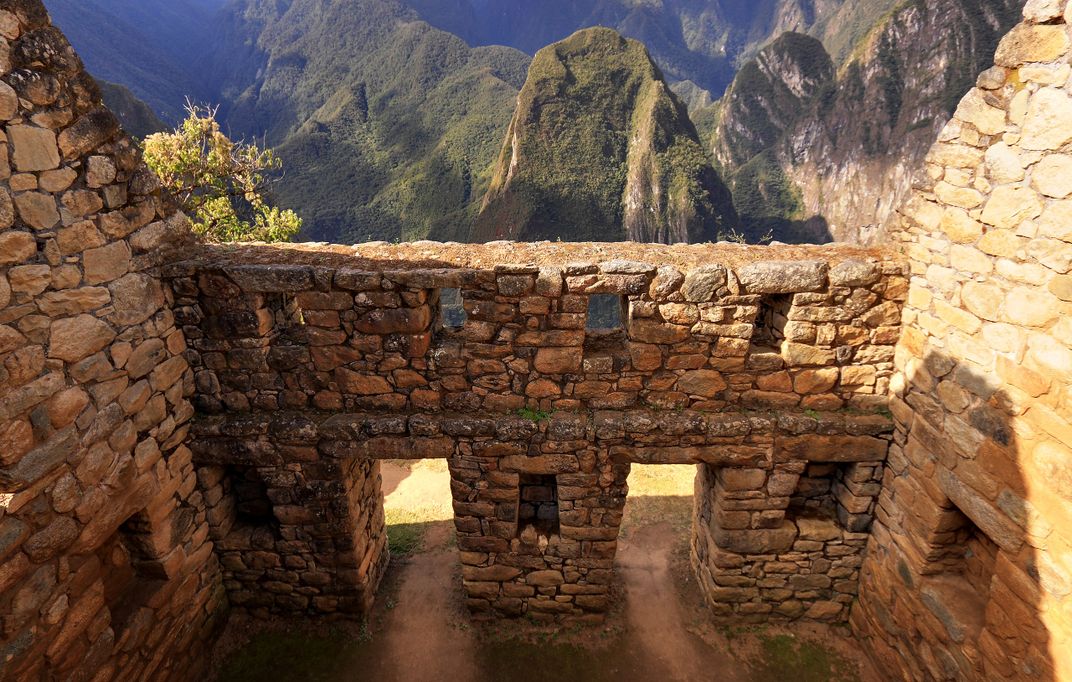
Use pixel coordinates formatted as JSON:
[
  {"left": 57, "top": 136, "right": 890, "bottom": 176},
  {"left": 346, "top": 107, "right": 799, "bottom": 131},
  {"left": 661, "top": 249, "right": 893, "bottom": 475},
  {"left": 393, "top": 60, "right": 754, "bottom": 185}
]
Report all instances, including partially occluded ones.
[
  {"left": 995, "top": 23, "right": 1069, "bottom": 67},
  {"left": 780, "top": 435, "right": 888, "bottom": 462},
  {"left": 8, "top": 124, "right": 59, "bottom": 171},
  {"left": 737, "top": 261, "right": 827, "bottom": 294},
  {"left": 712, "top": 522, "right": 798, "bottom": 554}
]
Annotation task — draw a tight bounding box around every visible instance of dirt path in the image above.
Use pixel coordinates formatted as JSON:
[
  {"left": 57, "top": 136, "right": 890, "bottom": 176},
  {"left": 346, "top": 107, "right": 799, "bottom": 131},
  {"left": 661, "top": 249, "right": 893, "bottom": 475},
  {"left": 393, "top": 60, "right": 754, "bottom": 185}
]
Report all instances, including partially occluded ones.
[
  {"left": 215, "top": 464, "right": 875, "bottom": 682},
  {"left": 376, "top": 521, "right": 479, "bottom": 682},
  {"left": 618, "top": 522, "right": 741, "bottom": 682}
]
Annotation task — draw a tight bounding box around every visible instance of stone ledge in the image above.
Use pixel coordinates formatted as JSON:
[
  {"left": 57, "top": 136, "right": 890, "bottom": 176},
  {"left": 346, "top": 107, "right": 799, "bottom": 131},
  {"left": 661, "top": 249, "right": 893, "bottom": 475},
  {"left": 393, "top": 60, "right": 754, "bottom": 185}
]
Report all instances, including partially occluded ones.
[{"left": 188, "top": 409, "right": 893, "bottom": 466}]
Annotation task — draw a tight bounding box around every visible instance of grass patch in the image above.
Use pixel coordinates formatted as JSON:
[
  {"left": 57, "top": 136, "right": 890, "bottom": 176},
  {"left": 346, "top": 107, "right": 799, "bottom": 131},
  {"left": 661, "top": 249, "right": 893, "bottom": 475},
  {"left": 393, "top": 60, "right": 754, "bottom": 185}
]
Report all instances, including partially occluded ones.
[
  {"left": 516, "top": 406, "right": 554, "bottom": 422},
  {"left": 215, "top": 627, "right": 372, "bottom": 682},
  {"left": 752, "top": 633, "right": 858, "bottom": 682},
  {"left": 385, "top": 520, "right": 425, "bottom": 556}
]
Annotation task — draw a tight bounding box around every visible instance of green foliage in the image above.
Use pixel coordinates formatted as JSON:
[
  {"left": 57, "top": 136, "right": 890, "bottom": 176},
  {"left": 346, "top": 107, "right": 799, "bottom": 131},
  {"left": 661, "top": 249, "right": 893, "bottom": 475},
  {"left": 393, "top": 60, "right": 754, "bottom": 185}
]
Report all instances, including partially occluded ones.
[
  {"left": 142, "top": 105, "right": 301, "bottom": 243},
  {"left": 516, "top": 407, "right": 554, "bottom": 423},
  {"left": 730, "top": 150, "right": 806, "bottom": 240},
  {"left": 208, "top": 1, "right": 531, "bottom": 243}
]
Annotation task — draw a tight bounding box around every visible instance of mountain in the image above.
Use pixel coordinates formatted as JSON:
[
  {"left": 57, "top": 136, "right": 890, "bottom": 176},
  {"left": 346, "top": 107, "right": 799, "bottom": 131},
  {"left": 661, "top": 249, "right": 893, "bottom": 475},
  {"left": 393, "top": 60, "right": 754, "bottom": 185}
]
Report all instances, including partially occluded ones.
[
  {"left": 404, "top": 0, "right": 867, "bottom": 105},
  {"left": 44, "top": 0, "right": 218, "bottom": 122},
  {"left": 97, "top": 81, "right": 168, "bottom": 139},
  {"left": 706, "top": 0, "right": 1022, "bottom": 244},
  {"left": 200, "top": 0, "right": 530, "bottom": 243},
  {"left": 41, "top": 0, "right": 1020, "bottom": 246},
  {"left": 473, "top": 28, "right": 734, "bottom": 244}
]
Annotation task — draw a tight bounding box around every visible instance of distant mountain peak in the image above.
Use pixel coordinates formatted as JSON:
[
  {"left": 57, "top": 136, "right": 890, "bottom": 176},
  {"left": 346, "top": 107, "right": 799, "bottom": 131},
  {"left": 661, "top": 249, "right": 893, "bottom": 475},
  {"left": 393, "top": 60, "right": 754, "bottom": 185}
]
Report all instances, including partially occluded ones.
[{"left": 473, "top": 27, "right": 736, "bottom": 244}]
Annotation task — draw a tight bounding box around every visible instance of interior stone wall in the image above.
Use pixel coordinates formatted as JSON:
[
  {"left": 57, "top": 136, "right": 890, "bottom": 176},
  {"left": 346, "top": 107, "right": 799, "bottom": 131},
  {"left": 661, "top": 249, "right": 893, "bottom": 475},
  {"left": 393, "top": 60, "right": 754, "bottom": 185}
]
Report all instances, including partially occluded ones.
[
  {"left": 851, "top": 2, "right": 1072, "bottom": 679},
  {"left": 167, "top": 242, "right": 904, "bottom": 622},
  {"left": 0, "top": 2, "right": 220, "bottom": 680},
  {"left": 3, "top": 0, "right": 1071, "bottom": 679}
]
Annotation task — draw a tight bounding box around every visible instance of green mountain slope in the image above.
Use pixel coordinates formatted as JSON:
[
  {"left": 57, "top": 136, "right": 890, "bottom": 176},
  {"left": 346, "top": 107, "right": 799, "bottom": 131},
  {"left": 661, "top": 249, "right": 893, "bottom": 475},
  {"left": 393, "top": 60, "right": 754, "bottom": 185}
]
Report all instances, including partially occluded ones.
[
  {"left": 97, "top": 81, "right": 168, "bottom": 139},
  {"left": 405, "top": 0, "right": 861, "bottom": 103},
  {"left": 205, "top": 0, "right": 531, "bottom": 243},
  {"left": 43, "top": 0, "right": 216, "bottom": 122},
  {"left": 473, "top": 28, "right": 735, "bottom": 244}
]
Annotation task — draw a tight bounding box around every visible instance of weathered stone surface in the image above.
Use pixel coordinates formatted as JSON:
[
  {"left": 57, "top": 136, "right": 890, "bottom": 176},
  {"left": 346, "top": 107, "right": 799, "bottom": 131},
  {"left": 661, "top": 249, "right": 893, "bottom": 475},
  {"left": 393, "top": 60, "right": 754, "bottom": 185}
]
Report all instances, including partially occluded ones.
[
  {"left": 780, "top": 435, "right": 887, "bottom": 462},
  {"left": 680, "top": 265, "right": 726, "bottom": 302},
  {"left": 108, "top": 273, "right": 164, "bottom": 325},
  {"left": 0, "top": 428, "right": 76, "bottom": 491},
  {"left": 954, "top": 89, "right": 1006, "bottom": 135},
  {"left": 0, "top": 230, "right": 35, "bottom": 264},
  {"left": 737, "top": 261, "right": 827, "bottom": 293},
  {"left": 1032, "top": 154, "right": 1072, "bottom": 198},
  {"left": 677, "top": 370, "right": 727, "bottom": 397},
  {"left": 984, "top": 142, "right": 1024, "bottom": 183},
  {"left": 829, "top": 259, "right": 879, "bottom": 287},
  {"left": 713, "top": 523, "right": 798, "bottom": 554},
  {"left": 1021, "top": 88, "right": 1072, "bottom": 151},
  {"left": 13, "top": 191, "right": 59, "bottom": 228},
  {"left": 225, "top": 265, "right": 313, "bottom": 292},
  {"left": 83, "top": 240, "right": 131, "bottom": 284},
  {"left": 48, "top": 314, "right": 115, "bottom": 362},
  {"left": 57, "top": 109, "right": 120, "bottom": 159},
  {"left": 534, "top": 347, "right": 582, "bottom": 374},
  {"left": 994, "top": 23, "right": 1070, "bottom": 67},
  {"left": 8, "top": 124, "right": 59, "bottom": 171},
  {"left": 980, "top": 186, "right": 1042, "bottom": 229}
]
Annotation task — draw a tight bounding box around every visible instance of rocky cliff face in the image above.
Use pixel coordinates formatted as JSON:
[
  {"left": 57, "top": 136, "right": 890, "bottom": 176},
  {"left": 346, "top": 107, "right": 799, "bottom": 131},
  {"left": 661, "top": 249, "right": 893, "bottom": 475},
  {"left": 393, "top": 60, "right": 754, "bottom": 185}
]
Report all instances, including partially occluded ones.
[
  {"left": 709, "top": 0, "right": 1021, "bottom": 244},
  {"left": 472, "top": 28, "right": 735, "bottom": 244}
]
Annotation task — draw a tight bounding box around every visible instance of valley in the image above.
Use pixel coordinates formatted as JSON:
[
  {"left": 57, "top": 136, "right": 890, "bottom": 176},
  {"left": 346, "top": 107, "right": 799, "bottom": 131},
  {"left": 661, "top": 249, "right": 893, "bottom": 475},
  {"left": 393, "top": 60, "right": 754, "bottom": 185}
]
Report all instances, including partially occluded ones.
[{"left": 44, "top": 0, "right": 1021, "bottom": 245}]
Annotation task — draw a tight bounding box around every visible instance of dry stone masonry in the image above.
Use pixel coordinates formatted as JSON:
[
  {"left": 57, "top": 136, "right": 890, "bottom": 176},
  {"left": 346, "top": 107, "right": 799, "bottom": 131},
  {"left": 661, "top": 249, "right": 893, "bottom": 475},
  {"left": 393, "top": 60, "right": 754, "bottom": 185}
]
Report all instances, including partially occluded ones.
[
  {"left": 0, "top": 2, "right": 218, "bottom": 680},
  {"left": 168, "top": 241, "right": 903, "bottom": 623},
  {"left": 852, "top": 2, "right": 1072, "bottom": 680},
  {"left": 0, "top": 0, "right": 1070, "bottom": 680}
]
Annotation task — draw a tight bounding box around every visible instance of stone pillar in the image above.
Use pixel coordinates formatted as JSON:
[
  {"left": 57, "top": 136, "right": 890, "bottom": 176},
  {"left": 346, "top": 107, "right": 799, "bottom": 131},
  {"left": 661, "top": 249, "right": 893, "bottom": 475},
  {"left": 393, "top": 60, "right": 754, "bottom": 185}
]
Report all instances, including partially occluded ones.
[
  {"left": 192, "top": 413, "right": 387, "bottom": 618},
  {"left": 452, "top": 415, "right": 627, "bottom": 622}
]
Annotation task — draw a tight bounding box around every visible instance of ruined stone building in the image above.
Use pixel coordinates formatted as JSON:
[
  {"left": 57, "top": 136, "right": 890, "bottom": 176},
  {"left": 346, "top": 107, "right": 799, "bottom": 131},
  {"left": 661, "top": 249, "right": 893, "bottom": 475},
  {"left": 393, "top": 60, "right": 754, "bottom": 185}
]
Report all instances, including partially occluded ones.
[{"left": 0, "top": 0, "right": 1070, "bottom": 679}]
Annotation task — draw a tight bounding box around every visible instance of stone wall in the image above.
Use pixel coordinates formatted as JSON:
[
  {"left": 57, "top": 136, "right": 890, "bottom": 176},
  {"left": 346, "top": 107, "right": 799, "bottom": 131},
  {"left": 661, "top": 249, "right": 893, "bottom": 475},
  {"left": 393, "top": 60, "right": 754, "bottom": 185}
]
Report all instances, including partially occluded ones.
[
  {"left": 851, "top": 2, "right": 1072, "bottom": 679},
  {"left": 167, "top": 242, "right": 904, "bottom": 623},
  {"left": 3, "top": 0, "right": 1072, "bottom": 679},
  {"left": 0, "top": 1, "right": 220, "bottom": 680}
]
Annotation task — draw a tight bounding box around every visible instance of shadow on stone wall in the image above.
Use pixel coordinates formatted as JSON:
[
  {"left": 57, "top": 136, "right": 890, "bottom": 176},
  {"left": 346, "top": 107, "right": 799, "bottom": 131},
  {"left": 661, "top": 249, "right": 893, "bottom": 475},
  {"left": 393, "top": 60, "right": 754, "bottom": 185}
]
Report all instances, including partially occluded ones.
[{"left": 855, "top": 348, "right": 1056, "bottom": 680}]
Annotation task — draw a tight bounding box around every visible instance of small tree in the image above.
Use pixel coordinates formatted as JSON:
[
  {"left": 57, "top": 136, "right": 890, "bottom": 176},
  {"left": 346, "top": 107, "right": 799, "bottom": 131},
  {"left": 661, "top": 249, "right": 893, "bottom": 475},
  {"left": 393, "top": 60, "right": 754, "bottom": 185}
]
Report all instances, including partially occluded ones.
[{"left": 143, "top": 103, "right": 301, "bottom": 243}]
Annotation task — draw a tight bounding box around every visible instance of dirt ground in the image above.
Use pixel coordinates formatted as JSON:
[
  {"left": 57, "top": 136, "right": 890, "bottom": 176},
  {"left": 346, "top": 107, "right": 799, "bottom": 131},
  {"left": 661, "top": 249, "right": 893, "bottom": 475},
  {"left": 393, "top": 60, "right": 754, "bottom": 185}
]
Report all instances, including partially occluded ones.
[{"left": 211, "top": 462, "right": 882, "bottom": 682}]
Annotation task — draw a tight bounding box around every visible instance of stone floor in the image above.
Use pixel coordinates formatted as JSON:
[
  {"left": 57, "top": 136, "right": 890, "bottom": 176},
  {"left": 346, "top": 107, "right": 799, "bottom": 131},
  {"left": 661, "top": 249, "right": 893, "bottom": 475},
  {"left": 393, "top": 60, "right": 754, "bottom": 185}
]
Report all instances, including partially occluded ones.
[{"left": 209, "top": 463, "right": 879, "bottom": 682}]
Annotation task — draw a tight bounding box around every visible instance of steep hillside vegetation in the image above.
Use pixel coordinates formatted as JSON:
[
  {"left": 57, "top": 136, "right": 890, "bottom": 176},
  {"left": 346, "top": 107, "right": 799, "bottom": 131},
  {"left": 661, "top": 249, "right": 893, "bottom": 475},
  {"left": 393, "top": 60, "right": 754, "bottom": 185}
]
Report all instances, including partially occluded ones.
[
  {"left": 204, "top": 0, "right": 531, "bottom": 243},
  {"left": 473, "top": 28, "right": 735, "bottom": 244},
  {"left": 97, "top": 81, "right": 168, "bottom": 139},
  {"left": 708, "top": 0, "right": 1021, "bottom": 244},
  {"left": 44, "top": 0, "right": 217, "bottom": 121}
]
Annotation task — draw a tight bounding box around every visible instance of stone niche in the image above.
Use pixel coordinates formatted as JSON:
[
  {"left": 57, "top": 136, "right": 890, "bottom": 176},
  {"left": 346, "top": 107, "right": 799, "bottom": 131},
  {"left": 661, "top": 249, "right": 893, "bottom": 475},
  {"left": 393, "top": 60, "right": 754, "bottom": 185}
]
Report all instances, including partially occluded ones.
[{"left": 171, "top": 241, "right": 905, "bottom": 623}]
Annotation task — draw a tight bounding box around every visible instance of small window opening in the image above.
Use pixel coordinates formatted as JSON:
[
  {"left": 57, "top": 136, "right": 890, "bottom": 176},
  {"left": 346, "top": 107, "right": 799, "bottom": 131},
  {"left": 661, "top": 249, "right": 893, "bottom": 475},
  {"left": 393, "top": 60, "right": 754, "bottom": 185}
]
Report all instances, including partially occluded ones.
[
  {"left": 267, "top": 293, "right": 306, "bottom": 328},
  {"left": 100, "top": 511, "right": 167, "bottom": 635},
  {"left": 750, "top": 294, "right": 792, "bottom": 352},
  {"left": 439, "top": 288, "right": 467, "bottom": 328},
  {"left": 586, "top": 294, "right": 625, "bottom": 331},
  {"left": 789, "top": 463, "right": 838, "bottom": 519},
  {"left": 517, "top": 474, "right": 560, "bottom": 540},
  {"left": 788, "top": 462, "right": 879, "bottom": 533},
  {"left": 231, "top": 467, "right": 276, "bottom": 528}
]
